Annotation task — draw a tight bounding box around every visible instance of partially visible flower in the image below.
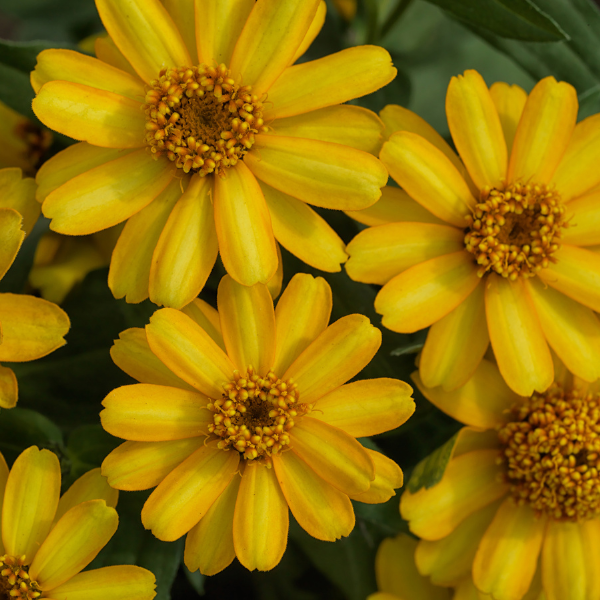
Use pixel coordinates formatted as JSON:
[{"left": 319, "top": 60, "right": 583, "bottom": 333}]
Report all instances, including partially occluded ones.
[
  {"left": 0, "top": 101, "right": 52, "bottom": 175},
  {"left": 0, "top": 168, "right": 70, "bottom": 409},
  {"left": 332, "top": 0, "right": 357, "bottom": 21},
  {"left": 31, "top": 0, "right": 394, "bottom": 309},
  {"left": 402, "top": 358, "right": 600, "bottom": 600},
  {"left": 100, "top": 273, "right": 414, "bottom": 574},
  {"left": 347, "top": 71, "right": 600, "bottom": 397},
  {"left": 0, "top": 446, "right": 156, "bottom": 600}
]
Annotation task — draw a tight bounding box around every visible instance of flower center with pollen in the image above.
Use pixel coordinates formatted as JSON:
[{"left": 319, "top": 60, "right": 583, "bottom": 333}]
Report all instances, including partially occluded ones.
[
  {"left": 0, "top": 555, "right": 41, "bottom": 599},
  {"left": 143, "top": 64, "right": 268, "bottom": 177},
  {"left": 498, "top": 383, "right": 600, "bottom": 521},
  {"left": 207, "top": 367, "right": 312, "bottom": 465},
  {"left": 464, "top": 182, "right": 567, "bottom": 280}
]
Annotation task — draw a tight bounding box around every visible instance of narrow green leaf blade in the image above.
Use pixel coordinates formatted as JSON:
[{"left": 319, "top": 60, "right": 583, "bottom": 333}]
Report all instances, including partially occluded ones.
[{"left": 407, "top": 431, "right": 460, "bottom": 493}]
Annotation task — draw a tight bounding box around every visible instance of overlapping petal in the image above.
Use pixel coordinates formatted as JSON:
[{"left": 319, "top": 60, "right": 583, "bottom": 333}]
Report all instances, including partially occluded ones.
[{"left": 349, "top": 449, "right": 403, "bottom": 505}]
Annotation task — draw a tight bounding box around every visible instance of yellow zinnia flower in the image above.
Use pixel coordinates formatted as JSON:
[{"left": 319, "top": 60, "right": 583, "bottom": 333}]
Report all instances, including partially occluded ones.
[
  {"left": 403, "top": 358, "right": 600, "bottom": 600},
  {"left": 0, "top": 169, "right": 69, "bottom": 409},
  {"left": 347, "top": 70, "right": 600, "bottom": 397},
  {"left": 100, "top": 273, "right": 414, "bottom": 574},
  {"left": 31, "top": 0, "right": 394, "bottom": 309},
  {"left": 0, "top": 446, "right": 156, "bottom": 600}
]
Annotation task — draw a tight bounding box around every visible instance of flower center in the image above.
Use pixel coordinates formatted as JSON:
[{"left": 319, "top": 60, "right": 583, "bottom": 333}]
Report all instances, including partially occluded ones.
[
  {"left": 15, "top": 122, "right": 52, "bottom": 174},
  {"left": 464, "top": 182, "right": 567, "bottom": 280},
  {"left": 498, "top": 383, "right": 600, "bottom": 521},
  {"left": 143, "top": 64, "right": 268, "bottom": 177},
  {"left": 208, "top": 366, "right": 312, "bottom": 465},
  {"left": 0, "top": 555, "right": 41, "bottom": 600}
]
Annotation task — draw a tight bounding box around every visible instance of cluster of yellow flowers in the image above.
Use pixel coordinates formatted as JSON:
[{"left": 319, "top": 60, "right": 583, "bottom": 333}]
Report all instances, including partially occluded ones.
[{"left": 0, "top": 0, "right": 598, "bottom": 598}]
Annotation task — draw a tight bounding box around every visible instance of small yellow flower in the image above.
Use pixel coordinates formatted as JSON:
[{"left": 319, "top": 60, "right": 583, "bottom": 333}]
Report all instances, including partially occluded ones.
[
  {"left": 100, "top": 273, "right": 414, "bottom": 574},
  {"left": 347, "top": 70, "right": 600, "bottom": 397},
  {"left": 403, "top": 358, "right": 600, "bottom": 600},
  {"left": 0, "top": 169, "right": 69, "bottom": 409},
  {"left": 0, "top": 100, "right": 52, "bottom": 175},
  {"left": 0, "top": 446, "right": 156, "bottom": 600},
  {"left": 31, "top": 0, "right": 395, "bottom": 309}
]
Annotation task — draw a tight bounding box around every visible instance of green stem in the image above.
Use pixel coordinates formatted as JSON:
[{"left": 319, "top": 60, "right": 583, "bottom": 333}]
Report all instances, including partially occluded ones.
[
  {"left": 364, "top": 0, "right": 380, "bottom": 44},
  {"left": 380, "top": 0, "right": 414, "bottom": 41}
]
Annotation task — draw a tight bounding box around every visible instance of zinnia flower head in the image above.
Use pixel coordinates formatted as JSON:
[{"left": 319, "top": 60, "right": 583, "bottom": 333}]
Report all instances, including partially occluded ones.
[
  {"left": 31, "top": 0, "right": 395, "bottom": 309},
  {"left": 403, "top": 358, "right": 600, "bottom": 600},
  {"left": 0, "top": 446, "right": 156, "bottom": 600},
  {"left": 0, "top": 168, "right": 69, "bottom": 409},
  {"left": 100, "top": 273, "right": 414, "bottom": 574},
  {"left": 346, "top": 70, "right": 600, "bottom": 397}
]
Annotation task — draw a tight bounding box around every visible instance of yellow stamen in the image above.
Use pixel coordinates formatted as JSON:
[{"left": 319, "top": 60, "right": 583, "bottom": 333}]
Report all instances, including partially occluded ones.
[
  {"left": 0, "top": 556, "right": 41, "bottom": 600},
  {"left": 498, "top": 383, "right": 600, "bottom": 521},
  {"left": 143, "top": 64, "right": 269, "bottom": 177},
  {"left": 464, "top": 182, "right": 567, "bottom": 280}
]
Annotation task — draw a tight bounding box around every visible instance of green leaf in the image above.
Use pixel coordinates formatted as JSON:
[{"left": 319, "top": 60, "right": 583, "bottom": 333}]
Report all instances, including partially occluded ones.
[
  {"left": 407, "top": 430, "right": 460, "bottom": 493},
  {"left": 0, "top": 39, "right": 83, "bottom": 74},
  {"left": 183, "top": 570, "right": 205, "bottom": 597},
  {"left": 424, "top": 0, "right": 568, "bottom": 42},
  {"left": 0, "top": 61, "right": 36, "bottom": 120},
  {"left": 65, "top": 424, "right": 121, "bottom": 483}
]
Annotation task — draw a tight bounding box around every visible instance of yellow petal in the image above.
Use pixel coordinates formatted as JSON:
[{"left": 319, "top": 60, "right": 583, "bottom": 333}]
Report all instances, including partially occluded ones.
[
  {"left": 283, "top": 314, "right": 381, "bottom": 404},
  {"left": 35, "top": 142, "right": 130, "bottom": 203},
  {"left": 266, "top": 243, "right": 283, "bottom": 300},
  {"left": 312, "top": 378, "right": 414, "bottom": 437},
  {"left": 272, "top": 451, "right": 354, "bottom": 541},
  {"left": 149, "top": 175, "right": 218, "bottom": 308},
  {"left": 508, "top": 77, "right": 578, "bottom": 185},
  {"left": 419, "top": 282, "right": 489, "bottom": 390},
  {"left": 101, "top": 383, "right": 211, "bottom": 441},
  {"left": 539, "top": 244, "right": 600, "bottom": 312},
  {"left": 47, "top": 565, "right": 156, "bottom": 600},
  {"left": 380, "top": 132, "right": 475, "bottom": 227},
  {"left": 0, "top": 294, "right": 69, "bottom": 362},
  {"left": 0, "top": 168, "right": 40, "bottom": 236},
  {"left": 446, "top": 70, "right": 507, "bottom": 190},
  {"left": 233, "top": 464, "right": 288, "bottom": 571},
  {"left": 416, "top": 500, "right": 500, "bottom": 587},
  {"left": 141, "top": 444, "right": 239, "bottom": 541},
  {"left": 184, "top": 474, "right": 240, "bottom": 576},
  {"left": 161, "top": 0, "right": 197, "bottom": 60},
  {"left": 413, "top": 359, "right": 519, "bottom": 430},
  {"left": 489, "top": 82, "right": 527, "bottom": 155},
  {"left": 0, "top": 208, "right": 24, "bottom": 279},
  {"left": 214, "top": 161, "right": 278, "bottom": 286},
  {"left": 269, "top": 105, "right": 384, "bottom": 156},
  {"left": 346, "top": 221, "right": 464, "bottom": 285},
  {"left": 485, "top": 274, "right": 553, "bottom": 396},
  {"left": 194, "top": 0, "right": 253, "bottom": 66},
  {"left": 473, "top": 499, "right": 546, "bottom": 600},
  {"left": 110, "top": 327, "right": 195, "bottom": 390},
  {"left": 375, "top": 534, "right": 450, "bottom": 600},
  {"left": 96, "top": 0, "right": 191, "bottom": 84},
  {"left": 273, "top": 273, "right": 332, "bottom": 375},
  {"left": 264, "top": 46, "right": 396, "bottom": 120},
  {"left": 375, "top": 251, "right": 480, "bottom": 334},
  {"left": 109, "top": 178, "right": 182, "bottom": 304},
  {"left": 291, "top": 1, "right": 326, "bottom": 63},
  {"left": 349, "top": 449, "right": 403, "bottom": 505},
  {"left": 2, "top": 447, "right": 61, "bottom": 559},
  {"left": 102, "top": 438, "right": 205, "bottom": 491},
  {"left": 43, "top": 149, "right": 175, "bottom": 235},
  {"left": 146, "top": 308, "right": 235, "bottom": 397},
  {"left": 346, "top": 185, "right": 446, "bottom": 228},
  {"left": 0, "top": 452, "right": 8, "bottom": 554},
  {"left": 291, "top": 417, "right": 374, "bottom": 495},
  {"left": 30, "top": 500, "right": 118, "bottom": 590},
  {"left": 181, "top": 299, "right": 225, "bottom": 351},
  {"left": 525, "top": 276, "right": 600, "bottom": 383},
  {"left": 400, "top": 450, "right": 508, "bottom": 540},
  {"left": 261, "top": 182, "right": 347, "bottom": 272},
  {"left": 217, "top": 275, "right": 275, "bottom": 375},
  {"left": 247, "top": 135, "right": 387, "bottom": 210},
  {"left": 562, "top": 191, "right": 600, "bottom": 246},
  {"left": 0, "top": 365, "right": 18, "bottom": 410},
  {"left": 33, "top": 81, "right": 145, "bottom": 149},
  {"left": 94, "top": 35, "right": 138, "bottom": 77},
  {"left": 542, "top": 519, "right": 600, "bottom": 600},
  {"left": 229, "top": 0, "right": 321, "bottom": 94},
  {"left": 54, "top": 469, "right": 118, "bottom": 525},
  {"left": 31, "top": 49, "right": 145, "bottom": 100}
]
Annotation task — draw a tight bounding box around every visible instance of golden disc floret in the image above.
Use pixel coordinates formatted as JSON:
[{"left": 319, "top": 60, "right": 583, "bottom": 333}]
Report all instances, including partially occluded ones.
[
  {"left": 0, "top": 555, "right": 41, "bottom": 600},
  {"left": 464, "top": 182, "right": 567, "bottom": 280},
  {"left": 143, "top": 64, "right": 268, "bottom": 177},
  {"left": 208, "top": 366, "right": 312, "bottom": 465},
  {"left": 498, "top": 383, "right": 600, "bottom": 521}
]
